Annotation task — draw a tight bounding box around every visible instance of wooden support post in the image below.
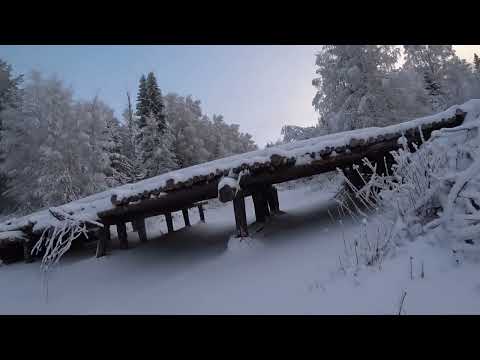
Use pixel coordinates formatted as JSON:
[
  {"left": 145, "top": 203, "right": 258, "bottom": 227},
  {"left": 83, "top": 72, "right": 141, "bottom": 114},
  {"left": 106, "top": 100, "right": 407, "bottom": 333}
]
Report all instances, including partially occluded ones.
[
  {"left": 116, "top": 222, "right": 128, "bottom": 249},
  {"left": 233, "top": 191, "right": 249, "bottom": 237},
  {"left": 182, "top": 209, "right": 191, "bottom": 227},
  {"left": 96, "top": 225, "right": 110, "bottom": 258},
  {"left": 252, "top": 187, "right": 269, "bottom": 222},
  {"left": 23, "top": 241, "right": 33, "bottom": 263},
  {"left": 265, "top": 185, "right": 280, "bottom": 214},
  {"left": 133, "top": 219, "right": 147, "bottom": 243},
  {"left": 198, "top": 204, "right": 205, "bottom": 223},
  {"left": 165, "top": 213, "right": 174, "bottom": 233}
]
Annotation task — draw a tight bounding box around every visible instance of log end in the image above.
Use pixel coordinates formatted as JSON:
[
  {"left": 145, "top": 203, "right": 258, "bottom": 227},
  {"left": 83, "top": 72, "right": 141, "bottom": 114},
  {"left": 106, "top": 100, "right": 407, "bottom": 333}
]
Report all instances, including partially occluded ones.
[{"left": 219, "top": 184, "right": 236, "bottom": 203}]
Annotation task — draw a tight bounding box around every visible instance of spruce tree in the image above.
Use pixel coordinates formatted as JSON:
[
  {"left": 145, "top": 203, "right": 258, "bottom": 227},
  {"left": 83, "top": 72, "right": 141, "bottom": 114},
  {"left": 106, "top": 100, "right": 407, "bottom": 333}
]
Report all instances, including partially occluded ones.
[
  {"left": 423, "top": 72, "right": 444, "bottom": 112},
  {"left": 139, "top": 112, "right": 178, "bottom": 178},
  {"left": 135, "top": 74, "right": 148, "bottom": 132},
  {"left": 135, "top": 72, "right": 176, "bottom": 178},
  {"left": 145, "top": 72, "right": 166, "bottom": 132},
  {"left": 474, "top": 53, "right": 480, "bottom": 73}
]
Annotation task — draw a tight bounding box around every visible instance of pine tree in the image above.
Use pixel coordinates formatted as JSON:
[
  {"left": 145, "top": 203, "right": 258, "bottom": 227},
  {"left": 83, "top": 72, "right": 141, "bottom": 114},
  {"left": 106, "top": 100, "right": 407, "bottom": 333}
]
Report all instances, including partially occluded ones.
[
  {"left": 145, "top": 72, "right": 166, "bottom": 132},
  {"left": 121, "top": 92, "right": 144, "bottom": 182},
  {"left": 102, "top": 109, "right": 135, "bottom": 186},
  {"left": 403, "top": 45, "right": 455, "bottom": 112},
  {"left": 423, "top": 71, "right": 444, "bottom": 112},
  {"left": 139, "top": 112, "right": 178, "bottom": 178},
  {"left": 474, "top": 53, "right": 480, "bottom": 73},
  {"left": 135, "top": 72, "right": 174, "bottom": 178},
  {"left": 135, "top": 74, "right": 148, "bottom": 133}
]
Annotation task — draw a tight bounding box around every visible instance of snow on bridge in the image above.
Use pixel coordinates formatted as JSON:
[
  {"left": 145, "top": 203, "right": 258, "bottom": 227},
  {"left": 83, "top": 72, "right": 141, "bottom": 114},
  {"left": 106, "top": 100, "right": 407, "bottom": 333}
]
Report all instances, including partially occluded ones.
[{"left": 0, "top": 101, "right": 474, "bottom": 262}]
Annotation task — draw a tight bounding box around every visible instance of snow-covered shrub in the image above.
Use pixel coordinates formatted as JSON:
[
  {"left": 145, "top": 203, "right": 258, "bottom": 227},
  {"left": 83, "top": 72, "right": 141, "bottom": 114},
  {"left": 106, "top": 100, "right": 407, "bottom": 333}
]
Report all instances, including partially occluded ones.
[
  {"left": 32, "top": 207, "right": 102, "bottom": 273},
  {"left": 338, "top": 100, "right": 480, "bottom": 263},
  {"left": 337, "top": 217, "right": 396, "bottom": 273}
]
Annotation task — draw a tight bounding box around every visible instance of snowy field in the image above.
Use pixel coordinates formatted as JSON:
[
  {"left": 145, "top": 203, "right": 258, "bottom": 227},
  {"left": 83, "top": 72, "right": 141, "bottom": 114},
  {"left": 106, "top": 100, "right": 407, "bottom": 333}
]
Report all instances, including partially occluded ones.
[{"left": 1, "top": 176, "right": 479, "bottom": 315}]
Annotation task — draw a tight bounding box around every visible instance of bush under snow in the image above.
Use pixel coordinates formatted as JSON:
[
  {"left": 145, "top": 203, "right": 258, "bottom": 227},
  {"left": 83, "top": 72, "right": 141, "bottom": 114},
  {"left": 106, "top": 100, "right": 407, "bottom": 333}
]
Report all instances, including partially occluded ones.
[{"left": 337, "top": 99, "right": 480, "bottom": 269}]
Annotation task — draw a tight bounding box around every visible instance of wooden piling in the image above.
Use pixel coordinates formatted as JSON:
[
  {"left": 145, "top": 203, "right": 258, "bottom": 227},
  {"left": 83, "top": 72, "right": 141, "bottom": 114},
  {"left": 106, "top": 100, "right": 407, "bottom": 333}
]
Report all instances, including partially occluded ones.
[
  {"left": 182, "top": 209, "right": 191, "bottom": 227},
  {"left": 252, "top": 186, "right": 269, "bottom": 222},
  {"left": 233, "top": 191, "right": 249, "bottom": 237},
  {"left": 96, "top": 224, "right": 110, "bottom": 258},
  {"left": 198, "top": 204, "right": 205, "bottom": 223},
  {"left": 265, "top": 185, "right": 280, "bottom": 214},
  {"left": 133, "top": 219, "right": 147, "bottom": 243},
  {"left": 165, "top": 213, "right": 174, "bottom": 233},
  {"left": 116, "top": 222, "right": 128, "bottom": 249}
]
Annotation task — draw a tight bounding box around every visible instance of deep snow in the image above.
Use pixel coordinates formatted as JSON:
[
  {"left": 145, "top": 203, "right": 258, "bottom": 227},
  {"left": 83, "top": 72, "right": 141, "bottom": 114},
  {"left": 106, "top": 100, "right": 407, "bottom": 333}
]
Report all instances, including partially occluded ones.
[{"left": 1, "top": 177, "right": 479, "bottom": 314}]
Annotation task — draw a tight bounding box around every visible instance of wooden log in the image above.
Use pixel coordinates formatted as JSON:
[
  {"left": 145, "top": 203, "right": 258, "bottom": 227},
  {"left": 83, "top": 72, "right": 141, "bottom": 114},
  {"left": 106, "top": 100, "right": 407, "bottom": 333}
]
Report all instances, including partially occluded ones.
[
  {"left": 116, "top": 222, "right": 128, "bottom": 249},
  {"left": 219, "top": 183, "right": 236, "bottom": 203},
  {"left": 265, "top": 185, "right": 280, "bottom": 214},
  {"left": 97, "top": 111, "right": 466, "bottom": 226},
  {"left": 165, "top": 213, "right": 174, "bottom": 233},
  {"left": 252, "top": 186, "right": 269, "bottom": 223},
  {"left": 198, "top": 204, "right": 205, "bottom": 223},
  {"left": 233, "top": 191, "right": 249, "bottom": 238},
  {"left": 182, "top": 209, "right": 191, "bottom": 227},
  {"left": 133, "top": 219, "right": 147, "bottom": 243},
  {"left": 270, "top": 154, "right": 284, "bottom": 167},
  {"left": 96, "top": 225, "right": 110, "bottom": 258}
]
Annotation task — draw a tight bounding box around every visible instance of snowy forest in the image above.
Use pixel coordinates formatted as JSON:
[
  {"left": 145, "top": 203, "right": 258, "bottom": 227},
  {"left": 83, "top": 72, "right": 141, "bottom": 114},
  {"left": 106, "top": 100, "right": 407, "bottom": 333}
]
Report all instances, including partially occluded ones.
[
  {"left": 0, "top": 66, "right": 256, "bottom": 216},
  {"left": 2, "top": 45, "right": 480, "bottom": 314},
  {"left": 279, "top": 45, "right": 480, "bottom": 142}
]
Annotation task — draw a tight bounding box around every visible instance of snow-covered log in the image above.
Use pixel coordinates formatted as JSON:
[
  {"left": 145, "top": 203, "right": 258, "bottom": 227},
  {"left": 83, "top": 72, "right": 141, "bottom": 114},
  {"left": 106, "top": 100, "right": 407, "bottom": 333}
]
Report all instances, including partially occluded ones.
[{"left": 0, "top": 102, "right": 473, "bottom": 239}]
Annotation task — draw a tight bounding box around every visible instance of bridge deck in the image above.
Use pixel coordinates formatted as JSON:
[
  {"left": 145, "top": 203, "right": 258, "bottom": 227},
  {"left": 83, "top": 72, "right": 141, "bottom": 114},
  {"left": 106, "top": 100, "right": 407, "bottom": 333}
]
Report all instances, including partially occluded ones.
[{"left": 0, "top": 104, "right": 469, "bottom": 261}]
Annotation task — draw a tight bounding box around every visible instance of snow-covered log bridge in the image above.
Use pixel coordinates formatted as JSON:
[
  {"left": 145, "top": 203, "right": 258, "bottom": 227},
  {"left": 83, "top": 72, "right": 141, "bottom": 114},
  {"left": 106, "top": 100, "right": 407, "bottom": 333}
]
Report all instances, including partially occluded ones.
[{"left": 0, "top": 105, "right": 468, "bottom": 262}]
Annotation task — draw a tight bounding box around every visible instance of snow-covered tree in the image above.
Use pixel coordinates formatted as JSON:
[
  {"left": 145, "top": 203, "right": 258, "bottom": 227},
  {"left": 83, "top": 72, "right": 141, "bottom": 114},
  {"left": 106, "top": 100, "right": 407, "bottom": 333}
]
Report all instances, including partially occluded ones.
[
  {"left": 120, "top": 92, "right": 144, "bottom": 182},
  {"left": 281, "top": 124, "right": 326, "bottom": 143},
  {"left": 164, "top": 93, "right": 256, "bottom": 166},
  {"left": 473, "top": 53, "right": 479, "bottom": 73},
  {"left": 135, "top": 74, "right": 148, "bottom": 133},
  {"left": 92, "top": 101, "right": 135, "bottom": 186},
  {"left": 312, "top": 45, "right": 401, "bottom": 133},
  {"left": 145, "top": 72, "right": 166, "bottom": 132},
  {"left": 403, "top": 45, "right": 456, "bottom": 112},
  {"left": 139, "top": 112, "right": 178, "bottom": 177},
  {"left": 134, "top": 72, "right": 178, "bottom": 178},
  {"left": 2, "top": 72, "right": 110, "bottom": 213},
  {"left": 0, "top": 59, "right": 23, "bottom": 213}
]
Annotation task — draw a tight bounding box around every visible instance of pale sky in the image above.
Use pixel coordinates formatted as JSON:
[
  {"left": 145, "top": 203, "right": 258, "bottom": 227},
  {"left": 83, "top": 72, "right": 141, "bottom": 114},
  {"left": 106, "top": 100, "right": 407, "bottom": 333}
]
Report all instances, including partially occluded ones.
[{"left": 0, "top": 45, "right": 479, "bottom": 147}]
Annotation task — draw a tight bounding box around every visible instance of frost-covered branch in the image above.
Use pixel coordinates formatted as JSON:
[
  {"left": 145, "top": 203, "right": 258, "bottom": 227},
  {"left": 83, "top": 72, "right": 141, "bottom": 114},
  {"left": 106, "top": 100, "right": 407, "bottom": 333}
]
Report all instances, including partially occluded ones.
[{"left": 32, "top": 207, "right": 102, "bottom": 273}]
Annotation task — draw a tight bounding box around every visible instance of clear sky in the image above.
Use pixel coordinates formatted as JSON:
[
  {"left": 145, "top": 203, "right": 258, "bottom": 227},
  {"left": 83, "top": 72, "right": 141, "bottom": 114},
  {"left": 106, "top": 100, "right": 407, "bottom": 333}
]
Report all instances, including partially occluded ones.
[{"left": 1, "top": 45, "right": 479, "bottom": 147}]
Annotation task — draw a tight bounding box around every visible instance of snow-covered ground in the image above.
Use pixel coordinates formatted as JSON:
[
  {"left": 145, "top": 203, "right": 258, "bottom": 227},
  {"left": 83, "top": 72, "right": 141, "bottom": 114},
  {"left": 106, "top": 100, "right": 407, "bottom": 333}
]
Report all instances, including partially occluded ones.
[{"left": 1, "top": 176, "right": 479, "bottom": 314}]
